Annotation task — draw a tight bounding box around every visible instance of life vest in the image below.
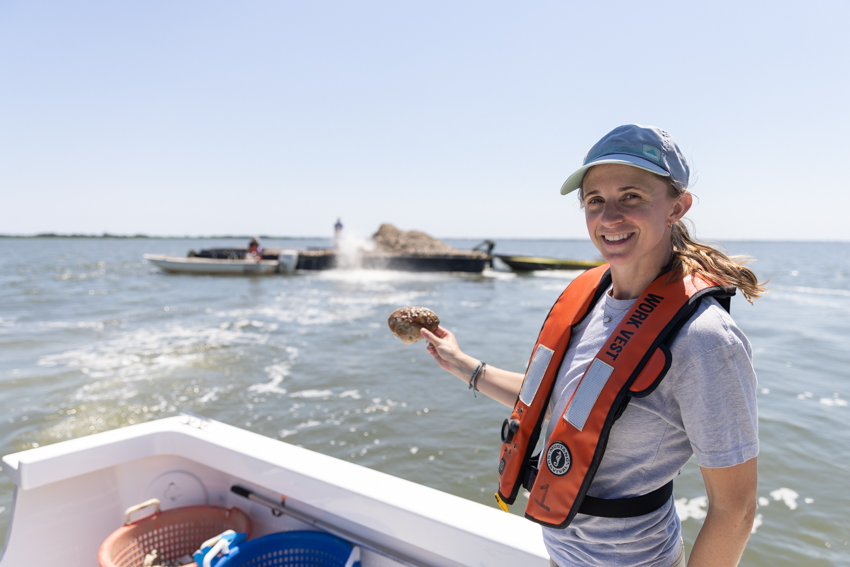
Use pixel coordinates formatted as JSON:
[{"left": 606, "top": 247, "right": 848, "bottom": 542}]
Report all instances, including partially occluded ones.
[{"left": 496, "top": 264, "right": 733, "bottom": 529}]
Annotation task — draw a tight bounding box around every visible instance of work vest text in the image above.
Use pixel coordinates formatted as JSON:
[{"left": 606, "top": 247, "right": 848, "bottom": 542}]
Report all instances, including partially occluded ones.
[{"left": 625, "top": 293, "right": 664, "bottom": 330}]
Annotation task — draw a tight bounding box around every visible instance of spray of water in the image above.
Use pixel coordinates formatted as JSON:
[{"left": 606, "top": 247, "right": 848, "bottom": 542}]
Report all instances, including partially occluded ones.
[{"left": 335, "top": 231, "right": 375, "bottom": 269}]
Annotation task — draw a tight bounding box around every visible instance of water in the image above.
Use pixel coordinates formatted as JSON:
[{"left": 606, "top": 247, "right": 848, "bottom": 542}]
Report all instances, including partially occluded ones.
[{"left": 1, "top": 237, "right": 849, "bottom": 565}]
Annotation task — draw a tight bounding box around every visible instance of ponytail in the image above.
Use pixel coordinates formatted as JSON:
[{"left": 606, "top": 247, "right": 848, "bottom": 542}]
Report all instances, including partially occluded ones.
[
  {"left": 576, "top": 175, "right": 768, "bottom": 303},
  {"left": 669, "top": 219, "right": 767, "bottom": 303}
]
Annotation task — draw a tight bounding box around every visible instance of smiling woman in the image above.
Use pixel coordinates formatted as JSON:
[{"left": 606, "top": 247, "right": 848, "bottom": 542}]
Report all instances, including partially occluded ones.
[
  {"left": 422, "top": 125, "right": 768, "bottom": 567},
  {"left": 580, "top": 164, "right": 691, "bottom": 299}
]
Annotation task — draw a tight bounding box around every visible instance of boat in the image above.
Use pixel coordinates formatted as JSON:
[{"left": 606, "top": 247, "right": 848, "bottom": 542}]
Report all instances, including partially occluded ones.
[
  {"left": 494, "top": 255, "right": 603, "bottom": 272},
  {"left": 295, "top": 250, "right": 490, "bottom": 273},
  {"left": 193, "top": 248, "right": 491, "bottom": 273},
  {"left": 0, "top": 414, "right": 548, "bottom": 566},
  {"left": 144, "top": 253, "right": 298, "bottom": 275}
]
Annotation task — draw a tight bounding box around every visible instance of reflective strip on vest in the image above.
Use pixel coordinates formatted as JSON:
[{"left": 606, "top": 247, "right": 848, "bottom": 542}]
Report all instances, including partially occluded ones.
[
  {"left": 565, "top": 358, "right": 614, "bottom": 431},
  {"left": 519, "top": 345, "right": 555, "bottom": 406}
]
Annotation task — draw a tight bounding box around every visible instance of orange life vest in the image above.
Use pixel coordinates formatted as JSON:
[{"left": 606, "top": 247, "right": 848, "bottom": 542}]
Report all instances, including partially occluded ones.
[{"left": 496, "top": 264, "right": 733, "bottom": 528}]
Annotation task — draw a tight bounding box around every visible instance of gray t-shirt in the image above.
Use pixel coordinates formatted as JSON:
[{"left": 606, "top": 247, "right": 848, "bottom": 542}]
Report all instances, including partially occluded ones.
[{"left": 541, "top": 288, "right": 759, "bottom": 567}]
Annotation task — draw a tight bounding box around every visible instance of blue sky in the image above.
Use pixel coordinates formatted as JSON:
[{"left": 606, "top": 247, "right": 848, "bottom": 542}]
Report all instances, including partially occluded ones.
[{"left": 1, "top": 1, "right": 848, "bottom": 240}]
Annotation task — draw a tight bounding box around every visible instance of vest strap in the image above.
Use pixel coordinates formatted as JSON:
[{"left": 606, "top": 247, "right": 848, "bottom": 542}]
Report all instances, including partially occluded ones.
[
  {"left": 522, "top": 456, "right": 673, "bottom": 519},
  {"left": 578, "top": 480, "right": 674, "bottom": 518}
]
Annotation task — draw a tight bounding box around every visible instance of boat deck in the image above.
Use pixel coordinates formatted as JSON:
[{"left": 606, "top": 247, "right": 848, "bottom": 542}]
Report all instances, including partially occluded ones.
[{"left": 1, "top": 416, "right": 548, "bottom": 567}]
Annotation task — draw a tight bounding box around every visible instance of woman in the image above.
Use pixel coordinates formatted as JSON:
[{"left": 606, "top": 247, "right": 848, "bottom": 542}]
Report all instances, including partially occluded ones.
[{"left": 422, "top": 125, "right": 763, "bottom": 567}]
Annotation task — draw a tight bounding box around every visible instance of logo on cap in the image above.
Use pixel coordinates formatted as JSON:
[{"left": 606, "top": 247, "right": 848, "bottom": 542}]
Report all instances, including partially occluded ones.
[{"left": 642, "top": 145, "right": 661, "bottom": 162}]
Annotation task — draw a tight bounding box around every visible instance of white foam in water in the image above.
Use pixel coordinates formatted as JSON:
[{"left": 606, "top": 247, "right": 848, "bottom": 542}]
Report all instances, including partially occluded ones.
[
  {"left": 794, "top": 391, "right": 848, "bottom": 406},
  {"left": 531, "top": 270, "right": 584, "bottom": 280},
  {"left": 249, "top": 375, "right": 287, "bottom": 395},
  {"left": 289, "top": 389, "right": 334, "bottom": 399},
  {"left": 339, "top": 390, "right": 361, "bottom": 399},
  {"left": 778, "top": 285, "right": 850, "bottom": 298},
  {"left": 770, "top": 487, "right": 800, "bottom": 510},
  {"left": 249, "top": 356, "right": 296, "bottom": 395},
  {"left": 751, "top": 514, "right": 763, "bottom": 534},
  {"left": 758, "top": 496, "right": 770, "bottom": 507},
  {"left": 40, "top": 320, "right": 105, "bottom": 331},
  {"left": 770, "top": 287, "right": 850, "bottom": 310},
  {"left": 482, "top": 269, "right": 516, "bottom": 280},
  {"left": 33, "top": 323, "right": 273, "bottom": 414},
  {"left": 36, "top": 325, "right": 268, "bottom": 378},
  {"left": 675, "top": 496, "right": 708, "bottom": 521},
  {"left": 327, "top": 291, "right": 428, "bottom": 308},
  {"left": 197, "top": 387, "right": 221, "bottom": 404},
  {"left": 820, "top": 394, "right": 848, "bottom": 407},
  {"left": 317, "top": 269, "right": 455, "bottom": 285},
  {"left": 39, "top": 324, "right": 265, "bottom": 371},
  {"left": 221, "top": 301, "right": 327, "bottom": 326},
  {"left": 227, "top": 295, "right": 408, "bottom": 327}
]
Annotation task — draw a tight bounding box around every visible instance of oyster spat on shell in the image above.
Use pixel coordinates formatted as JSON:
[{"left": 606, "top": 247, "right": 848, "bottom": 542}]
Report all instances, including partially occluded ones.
[{"left": 388, "top": 307, "right": 440, "bottom": 344}]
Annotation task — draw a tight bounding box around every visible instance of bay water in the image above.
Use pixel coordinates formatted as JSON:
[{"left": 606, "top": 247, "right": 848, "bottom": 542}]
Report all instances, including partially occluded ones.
[{"left": 1, "top": 237, "right": 848, "bottom": 565}]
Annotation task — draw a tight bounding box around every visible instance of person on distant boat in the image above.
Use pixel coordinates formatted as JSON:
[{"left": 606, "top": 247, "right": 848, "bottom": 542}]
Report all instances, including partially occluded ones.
[
  {"left": 422, "top": 125, "right": 765, "bottom": 567},
  {"left": 247, "top": 237, "right": 263, "bottom": 262}
]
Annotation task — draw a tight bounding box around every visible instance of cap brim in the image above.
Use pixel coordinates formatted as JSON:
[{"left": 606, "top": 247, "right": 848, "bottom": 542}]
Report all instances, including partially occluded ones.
[{"left": 559, "top": 154, "right": 669, "bottom": 195}]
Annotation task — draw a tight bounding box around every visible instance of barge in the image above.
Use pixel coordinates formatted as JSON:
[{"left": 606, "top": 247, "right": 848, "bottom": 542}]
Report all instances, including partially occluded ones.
[{"left": 192, "top": 248, "right": 491, "bottom": 273}]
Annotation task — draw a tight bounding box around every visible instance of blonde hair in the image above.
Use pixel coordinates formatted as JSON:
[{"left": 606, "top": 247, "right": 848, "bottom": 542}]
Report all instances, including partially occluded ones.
[
  {"left": 578, "top": 178, "right": 768, "bottom": 303},
  {"left": 669, "top": 218, "right": 766, "bottom": 303}
]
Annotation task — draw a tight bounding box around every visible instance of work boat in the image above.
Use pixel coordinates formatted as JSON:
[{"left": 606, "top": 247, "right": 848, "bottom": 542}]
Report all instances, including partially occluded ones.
[
  {"left": 144, "top": 253, "right": 298, "bottom": 275},
  {"left": 0, "top": 414, "right": 547, "bottom": 566}
]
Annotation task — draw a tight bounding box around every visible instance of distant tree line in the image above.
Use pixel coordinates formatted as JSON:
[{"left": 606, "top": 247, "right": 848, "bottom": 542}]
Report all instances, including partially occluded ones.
[{"left": 0, "top": 233, "right": 319, "bottom": 239}]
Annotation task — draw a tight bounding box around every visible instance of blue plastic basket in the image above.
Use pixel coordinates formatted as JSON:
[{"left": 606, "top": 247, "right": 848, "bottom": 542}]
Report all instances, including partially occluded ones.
[{"left": 214, "top": 531, "right": 360, "bottom": 567}]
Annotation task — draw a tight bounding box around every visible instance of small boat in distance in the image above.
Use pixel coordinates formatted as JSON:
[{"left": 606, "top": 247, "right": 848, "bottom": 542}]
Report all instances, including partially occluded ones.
[
  {"left": 143, "top": 253, "right": 297, "bottom": 275},
  {"left": 495, "top": 254, "right": 604, "bottom": 272}
]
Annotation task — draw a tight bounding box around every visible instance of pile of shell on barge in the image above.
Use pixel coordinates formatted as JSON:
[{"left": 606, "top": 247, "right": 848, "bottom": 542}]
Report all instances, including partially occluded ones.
[{"left": 194, "top": 224, "right": 492, "bottom": 273}]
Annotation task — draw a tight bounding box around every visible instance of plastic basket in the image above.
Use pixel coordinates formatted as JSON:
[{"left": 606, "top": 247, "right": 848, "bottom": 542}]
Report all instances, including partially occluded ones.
[
  {"left": 215, "top": 531, "right": 360, "bottom": 567},
  {"left": 98, "top": 499, "right": 252, "bottom": 567}
]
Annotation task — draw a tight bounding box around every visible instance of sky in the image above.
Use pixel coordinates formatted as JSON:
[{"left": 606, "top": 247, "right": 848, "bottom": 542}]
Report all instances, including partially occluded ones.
[{"left": 1, "top": 1, "right": 848, "bottom": 241}]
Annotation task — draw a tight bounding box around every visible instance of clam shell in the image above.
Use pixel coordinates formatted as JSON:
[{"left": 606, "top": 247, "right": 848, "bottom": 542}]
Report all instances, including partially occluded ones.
[{"left": 388, "top": 307, "right": 440, "bottom": 344}]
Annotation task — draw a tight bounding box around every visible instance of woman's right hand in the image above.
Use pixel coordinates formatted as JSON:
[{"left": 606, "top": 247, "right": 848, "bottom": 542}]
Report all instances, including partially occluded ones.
[
  {"left": 421, "top": 326, "right": 525, "bottom": 407},
  {"left": 420, "top": 326, "right": 477, "bottom": 380}
]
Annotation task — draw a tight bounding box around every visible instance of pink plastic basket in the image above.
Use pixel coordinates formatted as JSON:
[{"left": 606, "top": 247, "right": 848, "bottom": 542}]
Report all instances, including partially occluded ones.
[{"left": 98, "top": 499, "right": 252, "bottom": 567}]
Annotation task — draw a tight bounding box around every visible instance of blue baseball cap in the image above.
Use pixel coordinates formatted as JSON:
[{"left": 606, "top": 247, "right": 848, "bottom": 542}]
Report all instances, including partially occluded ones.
[{"left": 560, "top": 124, "right": 690, "bottom": 195}]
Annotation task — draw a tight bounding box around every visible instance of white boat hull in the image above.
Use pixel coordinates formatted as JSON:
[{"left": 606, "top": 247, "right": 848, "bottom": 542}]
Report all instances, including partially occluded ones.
[
  {"left": 144, "top": 254, "right": 281, "bottom": 275},
  {"left": 1, "top": 416, "right": 548, "bottom": 567}
]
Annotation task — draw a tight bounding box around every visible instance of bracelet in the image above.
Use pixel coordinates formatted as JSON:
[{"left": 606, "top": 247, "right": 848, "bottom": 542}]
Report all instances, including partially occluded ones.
[
  {"left": 473, "top": 363, "right": 486, "bottom": 396},
  {"left": 469, "top": 361, "right": 485, "bottom": 397},
  {"left": 468, "top": 361, "right": 482, "bottom": 390}
]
